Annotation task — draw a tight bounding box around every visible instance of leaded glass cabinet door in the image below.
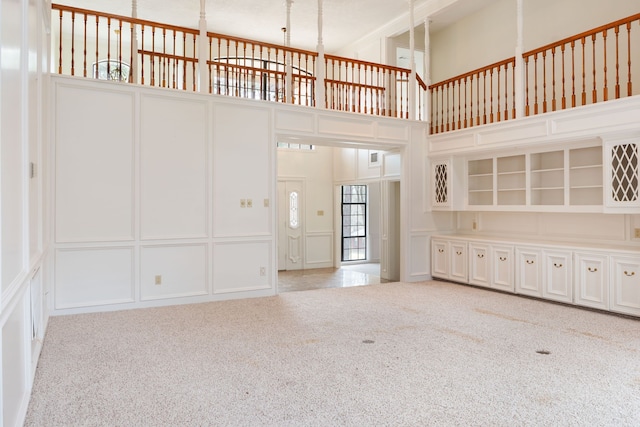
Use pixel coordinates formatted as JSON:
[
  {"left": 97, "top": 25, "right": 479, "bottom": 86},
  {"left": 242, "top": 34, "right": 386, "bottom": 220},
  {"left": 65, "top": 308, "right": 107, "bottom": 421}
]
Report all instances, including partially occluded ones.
[
  {"left": 604, "top": 138, "right": 640, "bottom": 212},
  {"left": 431, "top": 160, "right": 450, "bottom": 209}
]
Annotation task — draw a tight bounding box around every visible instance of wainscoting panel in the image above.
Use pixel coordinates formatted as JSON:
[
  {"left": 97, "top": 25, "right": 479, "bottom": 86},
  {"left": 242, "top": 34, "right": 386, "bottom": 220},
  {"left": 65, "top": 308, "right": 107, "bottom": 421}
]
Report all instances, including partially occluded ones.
[
  {"left": 213, "top": 241, "right": 272, "bottom": 294},
  {"left": 212, "top": 105, "right": 271, "bottom": 237},
  {"left": 55, "top": 85, "right": 134, "bottom": 242},
  {"left": 317, "top": 115, "right": 375, "bottom": 138},
  {"left": 2, "top": 291, "right": 28, "bottom": 427},
  {"left": 55, "top": 247, "right": 134, "bottom": 309},
  {"left": 377, "top": 121, "right": 409, "bottom": 141},
  {"left": 410, "top": 234, "right": 431, "bottom": 278},
  {"left": 140, "top": 95, "right": 208, "bottom": 240},
  {"left": 274, "top": 109, "right": 315, "bottom": 133},
  {"left": 305, "top": 232, "right": 333, "bottom": 268},
  {"left": 140, "top": 244, "right": 208, "bottom": 301}
]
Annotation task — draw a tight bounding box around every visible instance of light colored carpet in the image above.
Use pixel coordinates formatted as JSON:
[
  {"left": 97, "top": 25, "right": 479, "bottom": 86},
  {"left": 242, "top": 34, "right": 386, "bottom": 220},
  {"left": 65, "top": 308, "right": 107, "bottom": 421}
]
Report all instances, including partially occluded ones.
[{"left": 26, "top": 281, "right": 640, "bottom": 426}]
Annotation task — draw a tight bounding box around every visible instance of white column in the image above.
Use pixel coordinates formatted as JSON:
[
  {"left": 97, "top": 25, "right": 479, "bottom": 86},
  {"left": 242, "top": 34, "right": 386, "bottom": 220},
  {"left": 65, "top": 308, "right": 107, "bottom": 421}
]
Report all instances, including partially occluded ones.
[
  {"left": 131, "top": 0, "right": 138, "bottom": 83},
  {"left": 424, "top": 18, "right": 431, "bottom": 125},
  {"left": 285, "top": 0, "right": 293, "bottom": 103},
  {"left": 514, "top": 0, "right": 525, "bottom": 117},
  {"left": 315, "top": 0, "right": 325, "bottom": 109},
  {"left": 408, "top": 0, "right": 416, "bottom": 120},
  {"left": 198, "top": 0, "right": 208, "bottom": 92}
]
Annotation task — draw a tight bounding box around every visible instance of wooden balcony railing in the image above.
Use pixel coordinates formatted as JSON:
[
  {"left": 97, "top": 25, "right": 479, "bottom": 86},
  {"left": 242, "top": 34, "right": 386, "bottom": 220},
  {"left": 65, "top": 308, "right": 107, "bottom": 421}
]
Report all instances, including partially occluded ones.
[
  {"left": 430, "top": 13, "right": 640, "bottom": 134},
  {"left": 206, "top": 32, "right": 317, "bottom": 107},
  {"left": 523, "top": 12, "right": 640, "bottom": 116},
  {"left": 51, "top": 3, "right": 424, "bottom": 121},
  {"left": 429, "top": 57, "right": 516, "bottom": 134},
  {"left": 325, "top": 55, "right": 421, "bottom": 119},
  {"left": 53, "top": 4, "right": 199, "bottom": 90}
]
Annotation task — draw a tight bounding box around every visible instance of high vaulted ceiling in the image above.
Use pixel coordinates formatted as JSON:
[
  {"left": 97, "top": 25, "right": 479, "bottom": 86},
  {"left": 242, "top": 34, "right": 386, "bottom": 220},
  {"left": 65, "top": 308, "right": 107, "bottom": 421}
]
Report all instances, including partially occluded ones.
[{"left": 55, "top": 0, "right": 497, "bottom": 53}]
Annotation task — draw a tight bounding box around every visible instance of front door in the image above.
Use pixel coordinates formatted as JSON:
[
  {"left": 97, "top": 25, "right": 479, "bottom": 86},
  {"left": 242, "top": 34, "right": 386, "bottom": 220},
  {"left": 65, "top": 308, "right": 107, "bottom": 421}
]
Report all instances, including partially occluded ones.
[{"left": 278, "top": 180, "right": 304, "bottom": 271}]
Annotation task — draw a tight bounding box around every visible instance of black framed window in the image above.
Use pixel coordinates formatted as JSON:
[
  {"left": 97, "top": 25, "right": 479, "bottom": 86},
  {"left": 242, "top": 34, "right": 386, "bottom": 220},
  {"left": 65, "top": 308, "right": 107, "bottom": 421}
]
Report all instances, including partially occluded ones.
[{"left": 341, "top": 185, "right": 367, "bottom": 261}]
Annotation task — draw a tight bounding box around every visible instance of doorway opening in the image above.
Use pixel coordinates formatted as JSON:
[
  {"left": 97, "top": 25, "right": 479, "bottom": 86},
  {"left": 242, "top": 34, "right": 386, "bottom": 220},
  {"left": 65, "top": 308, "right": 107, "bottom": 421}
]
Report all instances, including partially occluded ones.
[{"left": 276, "top": 142, "right": 401, "bottom": 293}]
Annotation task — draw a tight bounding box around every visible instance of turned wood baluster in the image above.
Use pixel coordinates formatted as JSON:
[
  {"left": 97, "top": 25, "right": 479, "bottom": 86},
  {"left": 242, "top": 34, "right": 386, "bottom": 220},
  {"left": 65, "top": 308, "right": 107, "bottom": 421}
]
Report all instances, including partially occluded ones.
[
  {"left": 534, "top": 53, "right": 539, "bottom": 114},
  {"left": 614, "top": 25, "right": 620, "bottom": 99},
  {"left": 457, "top": 79, "right": 461, "bottom": 129},
  {"left": 542, "top": 50, "right": 547, "bottom": 113},
  {"left": 561, "top": 44, "right": 566, "bottom": 109},
  {"left": 490, "top": 67, "right": 494, "bottom": 123},
  {"left": 470, "top": 74, "right": 474, "bottom": 126},
  {"left": 162, "top": 28, "right": 167, "bottom": 88},
  {"left": 83, "top": 15, "right": 87, "bottom": 77},
  {"left": 482, "top": 70, "right": 487, "bottom": 124},
  {"left": 581, "top": 37, "right": 586, "bottom": 105},
  {"left": 107, "top": 18, "right": 111, "bottom": 77},
  {"left": 141, "top": 27, "right": 145, "bottom": 85},
  {"left": 495, "top": 66, "right": 500, "bottom": 122},
  {"left": 130, "top": 23, "right": 134, "bottom": 83},
  {"left": 511, "top": 59, "right": 516, "bottom": 119},
  {"left": 71, "top": 12, "right": 77, "bottom": 75},
  {"left": 571, "top": 40, "right": 576, "bottom": 107},
  {"left": 151, "top": 27, "right": 156, "bottom": 86},
  {"left": 551, "top": 47, "right": 556, "bottom": 111},
  {"left": 438, "top": 83, "right": 443, "bottom": 132},
  {"left": 524, "top": 56, "right": 530, "bottom": 116},
  {"left": 476, "top": 71, "right": 481, "bottom": 125},
  {"left": 503, "top": 62, "right": 508, "bottom": 120},
  {"left": 591, "top": 34, "right": 597, "bottom": 103},
  {"left": 627, "top": 22, "right": 632, "bottom": 96},
  {"left": 58, "top": 10, "right": 63, "bottom": 74},
  {"left": 446, "top": 81, "right": 450, "bottom": 131},
  {"left": 602, "top": 29, "right": 608, "bottom": 101},
  {"left": 464, "top": 76, "right": 468, "bottom": 128}
]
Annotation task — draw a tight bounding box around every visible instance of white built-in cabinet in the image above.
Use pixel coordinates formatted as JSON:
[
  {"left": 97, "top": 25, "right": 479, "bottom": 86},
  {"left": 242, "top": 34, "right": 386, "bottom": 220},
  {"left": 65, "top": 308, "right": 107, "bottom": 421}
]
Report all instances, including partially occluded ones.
[
  {"left": 515, "top": 247, "right": 542, "bottom": 297},
  {"left": 431, "top": 235, "right": 640, "bottom": 318},
  {"left": 431, "top": 238, "right": 468, "bottom": 283},
  {"left": 603, "top": 136, "right": 640, "bottom": 212},
  {"left": 430, "top": 138, "right": 640, "bottom": 213},
  {"left": 574, "top": 251, "right": 609, "bottom": 310}
]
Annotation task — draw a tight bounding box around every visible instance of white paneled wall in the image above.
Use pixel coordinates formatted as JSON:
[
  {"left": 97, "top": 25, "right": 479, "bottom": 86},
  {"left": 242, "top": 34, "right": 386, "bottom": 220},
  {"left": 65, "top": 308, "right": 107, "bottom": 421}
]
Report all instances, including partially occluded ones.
[
  {"left": 55, "top": 248, "right": 135, "bottom": 309},
  {"left": 140, "top": 96, "right": 208, "bottom": 239},
  {"left": 1, "top": 0, "right": 50, "bottom": 425},
  {"left": 55, "top": 86, "right": 135, "bottom": 242}
]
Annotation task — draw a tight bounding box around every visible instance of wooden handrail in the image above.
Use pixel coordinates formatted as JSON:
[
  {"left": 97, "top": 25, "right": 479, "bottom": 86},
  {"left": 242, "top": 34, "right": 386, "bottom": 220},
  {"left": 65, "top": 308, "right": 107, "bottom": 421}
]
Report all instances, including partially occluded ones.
[
  {"left": 429, "top": 56, "right": 516, "bottom": 89},
  {"left": 53, "top": 3, "right": 199, "bottom": 35},
  {"left": 325, "top": 54, "right": 413, "bottom": 75},
  {"left": 207, "top": 31, "right": 318, "bottom": 58},
  {"left": 523, "top": 12, "right": 640, "bottom": 58},
  {"left": 139, "top": 49, "right": 198, "bottom": 62}
]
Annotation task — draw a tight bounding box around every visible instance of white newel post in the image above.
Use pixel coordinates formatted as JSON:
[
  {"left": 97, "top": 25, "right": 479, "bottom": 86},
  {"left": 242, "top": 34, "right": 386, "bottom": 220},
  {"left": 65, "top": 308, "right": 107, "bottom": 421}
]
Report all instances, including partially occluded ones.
[
  {"left": 515, "top": 0, "right": 525, "bottom": 118},
  {"left": 131, "top": 0, "right": 138, "bottom": 83},
  {"left": 198, "top": 0, "right": 208, "bottom": 92},
  {"left": 285, "top": 0, "right": 293, "bottom": 103},
  {"left": 408, "top": 0, "right": 416, "bottom": 120},
  {"left": 424, "top": 18, "right": 431, "bottom": 125},
  {"left": 315, "top": 0, "right": 325, "bottom": 109}
]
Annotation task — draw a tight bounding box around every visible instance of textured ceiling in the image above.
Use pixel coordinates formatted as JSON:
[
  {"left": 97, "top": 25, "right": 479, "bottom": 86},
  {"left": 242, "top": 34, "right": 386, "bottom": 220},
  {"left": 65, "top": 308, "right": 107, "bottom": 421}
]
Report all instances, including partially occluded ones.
[{"left": 55, "top": 0, "right": 498, "bottom": 53}]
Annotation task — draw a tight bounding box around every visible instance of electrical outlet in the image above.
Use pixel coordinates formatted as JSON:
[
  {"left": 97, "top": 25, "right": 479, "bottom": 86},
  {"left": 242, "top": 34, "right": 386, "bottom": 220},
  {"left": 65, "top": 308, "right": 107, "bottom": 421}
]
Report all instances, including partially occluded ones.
[
  {"left": 247, "top": 199, "right": 253, "bottom": 208},
  {"left": 635, "top": 228, "right": 640, "bottom": 238},
  {"left": 472, "top": 221, "right": 477, "bottom": 230},
  {"left": 317, "top": 210, "right": 324, "bottom": 216},
  {"left": 264, "top": 199, "right": 269, "bottom": 207},
  {"left": 259, "top": 267, "right": 266, "bottom": 276},
  {"left": 240, "top": 199, "right": 246, "bottom": 208},
  {"left": 155, "top": 275, "right": 162, "bottom": 285}
]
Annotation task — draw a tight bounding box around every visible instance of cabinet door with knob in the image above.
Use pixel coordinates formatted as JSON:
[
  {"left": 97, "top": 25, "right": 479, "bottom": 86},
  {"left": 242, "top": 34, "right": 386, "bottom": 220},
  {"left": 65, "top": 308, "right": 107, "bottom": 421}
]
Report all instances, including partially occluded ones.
[
  {"left": 449, "top": 241, "right": 468, "bottom": 283},
  {"left": 515, "top": 247, "right": 542, "bottom": 297},
  {"left": 543, "top": 250, "right": 573, "bottom": 303},
  {"left": 492, "top": 245, "right": 514, "bottom": 292},
  {"left": 574, "top": 252, "right": 608, "bottom": 310},
  {"left": 469, "top": 243, "right": 490, "bottom": 288},
  {"left": 610, "top": 255, "right": 640, "bottom": 316}
]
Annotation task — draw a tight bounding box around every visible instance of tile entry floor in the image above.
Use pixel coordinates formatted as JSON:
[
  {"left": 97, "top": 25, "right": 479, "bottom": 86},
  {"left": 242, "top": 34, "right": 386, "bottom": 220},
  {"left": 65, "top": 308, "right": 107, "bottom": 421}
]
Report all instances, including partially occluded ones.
[{"left": 278, "top": 263, "right": 388, "bottom": 293}]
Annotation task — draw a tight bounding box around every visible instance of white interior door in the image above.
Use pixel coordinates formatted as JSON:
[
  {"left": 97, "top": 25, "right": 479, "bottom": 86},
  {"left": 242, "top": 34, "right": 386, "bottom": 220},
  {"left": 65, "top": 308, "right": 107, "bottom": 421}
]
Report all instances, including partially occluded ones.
[{"left": 278, "top": 180, "right": 304, "bottom": 271}]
